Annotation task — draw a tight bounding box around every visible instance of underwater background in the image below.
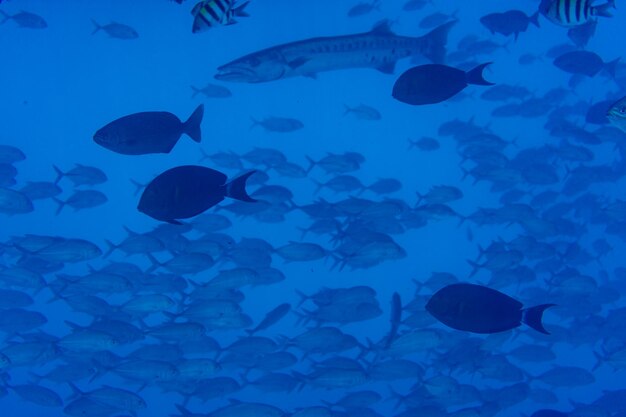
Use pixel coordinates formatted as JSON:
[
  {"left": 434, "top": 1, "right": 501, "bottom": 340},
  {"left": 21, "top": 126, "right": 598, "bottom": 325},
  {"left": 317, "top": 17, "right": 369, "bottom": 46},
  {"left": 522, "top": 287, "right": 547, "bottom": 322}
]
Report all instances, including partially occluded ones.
[{"left": 1, "top": 0, "right": 626, "bottom": 416}]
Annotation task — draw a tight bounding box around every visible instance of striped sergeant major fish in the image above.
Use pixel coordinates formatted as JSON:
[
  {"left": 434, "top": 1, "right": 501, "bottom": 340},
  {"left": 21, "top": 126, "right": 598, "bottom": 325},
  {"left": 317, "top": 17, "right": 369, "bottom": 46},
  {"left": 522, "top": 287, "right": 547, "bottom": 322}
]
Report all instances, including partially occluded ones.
[
  {"left": 215, "top": 19, "right": 456, "bottom": 83},
  {"left": 191, "top": 0, "right": 249, "bottom": 33},
  {"left": 539, "top": 0, "right": 616, "bottom": 27}
]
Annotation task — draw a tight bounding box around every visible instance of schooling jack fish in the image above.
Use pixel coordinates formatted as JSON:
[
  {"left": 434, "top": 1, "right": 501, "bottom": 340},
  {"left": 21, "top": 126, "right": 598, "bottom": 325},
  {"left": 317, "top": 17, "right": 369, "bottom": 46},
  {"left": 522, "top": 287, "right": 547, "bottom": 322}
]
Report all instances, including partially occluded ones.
[{"left": 215, "top": 20, "right": 456, "bottom": 83}]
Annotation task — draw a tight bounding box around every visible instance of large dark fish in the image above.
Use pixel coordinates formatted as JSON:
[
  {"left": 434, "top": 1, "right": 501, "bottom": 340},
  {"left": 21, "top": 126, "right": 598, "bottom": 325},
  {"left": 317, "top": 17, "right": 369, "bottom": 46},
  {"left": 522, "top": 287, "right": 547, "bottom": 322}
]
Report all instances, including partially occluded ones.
[
  {"left": 392, "top": 63, "right": 493, "bottom": 105},
  {"left": 215, "top": 20, "right": 456, "bottom": 83},
  {"left": 93, "top": 105, "right": 204, "bottom": 155},
  {"left": 426, "top": 283, "right": 555, "bottom": 334},
  {"left": 138, "top": 165, "right": 257, "bottom": 224}
]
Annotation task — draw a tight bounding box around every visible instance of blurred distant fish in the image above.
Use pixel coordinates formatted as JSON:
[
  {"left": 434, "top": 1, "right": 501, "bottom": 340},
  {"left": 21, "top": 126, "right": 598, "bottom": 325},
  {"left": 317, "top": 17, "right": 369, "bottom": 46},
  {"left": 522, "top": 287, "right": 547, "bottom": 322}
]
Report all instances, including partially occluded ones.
[
  {"left": 347, "top": 0, "right": 380, "bottom": 17},
  {"left": 191, "top": 0, "right": 250, "bottom": 33},
  {"left": 251, "top": 117, "right": 303, "bottom": 133},
  {"left": 539, "top": 0, "right": 615, "bottom": 27},
  {"left": 54, "top": 190, "right": 108, "bottom": 215},
  {"left": 191, "top": 83, "right": 232, "bottom": 98},
  {"left": 343, "top": 104, "right": 381, "bottom": 120},
  {"left": 403, "top": 0, "right": 431, "bottom": 11},
  {"left": 393, "top": 63, "right": 493, "bottom": 105},
  {"left": 553, "top": 50, "right": 619, "bottom": 77},
  {"left": 0, "top": 187, "right": 33, "bottom": 215},
  {"left": 0, "top": 145, "right": 25, "bottom": 164},
  {"left": 94, "top": 105, "right": 204, "bottom": 155},
  {"left": 215, "top": 20, "right": 455, "bottom": 83},
  {"left": 138, "top": 166, "right": 257, "bottom": 224},
  {"left": 91, "top": 20, "right": 138, "bottom": 39},
  {"left": 53, "top": 164, "right": 107, "bottom": 186},
  {"left": 0, "top": 10, "right": 47, "bottom": 28},
  {"left": 607, "top": 96, "right": 626, "bottom": 133}
]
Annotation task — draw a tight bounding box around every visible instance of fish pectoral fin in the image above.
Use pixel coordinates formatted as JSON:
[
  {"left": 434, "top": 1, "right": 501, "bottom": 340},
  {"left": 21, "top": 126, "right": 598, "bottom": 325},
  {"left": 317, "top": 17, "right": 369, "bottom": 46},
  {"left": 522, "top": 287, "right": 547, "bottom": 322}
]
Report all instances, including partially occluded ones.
[
  {"left": 287, "top": 57, "right": 309, "bottom": 69},
  {"left": 376, "top": 61, "right": 396, "bottom": 74}
]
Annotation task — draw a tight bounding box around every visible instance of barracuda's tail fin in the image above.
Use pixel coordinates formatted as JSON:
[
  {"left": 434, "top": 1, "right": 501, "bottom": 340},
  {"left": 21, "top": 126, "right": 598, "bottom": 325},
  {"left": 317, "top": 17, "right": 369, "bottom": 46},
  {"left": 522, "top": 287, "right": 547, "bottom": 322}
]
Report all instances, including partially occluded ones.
[{"left": 419, "top": 20, "right": 457, "bottom": 64}]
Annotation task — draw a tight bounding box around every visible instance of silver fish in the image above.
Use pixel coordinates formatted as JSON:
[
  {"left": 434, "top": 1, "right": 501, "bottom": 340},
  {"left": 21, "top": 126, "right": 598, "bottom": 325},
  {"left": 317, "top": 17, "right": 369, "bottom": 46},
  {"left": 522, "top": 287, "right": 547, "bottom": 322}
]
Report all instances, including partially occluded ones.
[
  {"left": 607, "top": 95, "right": 626, "bottom": 133},
  {"left": 215, "top": 20, "right": 455, "bottom": 83}
]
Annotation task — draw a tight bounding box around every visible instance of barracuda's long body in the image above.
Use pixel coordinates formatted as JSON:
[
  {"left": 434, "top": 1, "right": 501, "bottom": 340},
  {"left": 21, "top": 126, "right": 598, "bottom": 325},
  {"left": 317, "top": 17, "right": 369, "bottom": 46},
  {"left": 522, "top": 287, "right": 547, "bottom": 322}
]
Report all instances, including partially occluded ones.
[{"left": 215, "top": 20, "right": 456, "bottom": 83}]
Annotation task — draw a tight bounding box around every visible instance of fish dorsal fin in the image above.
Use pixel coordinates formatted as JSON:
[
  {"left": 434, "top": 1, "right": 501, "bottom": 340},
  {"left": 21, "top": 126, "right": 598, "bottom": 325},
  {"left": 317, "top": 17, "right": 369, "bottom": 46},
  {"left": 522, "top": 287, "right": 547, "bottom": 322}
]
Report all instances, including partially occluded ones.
[
  {"left": 370, "top": 19, "right": 394, "bottom": 35},
  {"left": 191, "top": 1, "right": 204, "bottom": 16}
]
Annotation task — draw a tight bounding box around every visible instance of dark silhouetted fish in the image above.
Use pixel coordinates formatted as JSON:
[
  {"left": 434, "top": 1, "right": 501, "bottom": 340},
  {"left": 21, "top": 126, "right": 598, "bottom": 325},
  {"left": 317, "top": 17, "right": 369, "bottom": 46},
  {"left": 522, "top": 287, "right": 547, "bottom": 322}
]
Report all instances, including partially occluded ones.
[
  {"left": 215, "top": 20, "right": 455, "bottom": 83},
  {"left": 94, "top": 105, "right": 204, "bottom": 155},
  {"left": 392, "top": 63, "right": 493, "bottom": 105},
  {"left": 138, "top": 165, "right": 257, "bottom": 224},
  {"left": 480, "top": 10, "right": 539, "bottom": 40},
  {"left": 426, "top": 283, "right": 555, "bottom": 334}
]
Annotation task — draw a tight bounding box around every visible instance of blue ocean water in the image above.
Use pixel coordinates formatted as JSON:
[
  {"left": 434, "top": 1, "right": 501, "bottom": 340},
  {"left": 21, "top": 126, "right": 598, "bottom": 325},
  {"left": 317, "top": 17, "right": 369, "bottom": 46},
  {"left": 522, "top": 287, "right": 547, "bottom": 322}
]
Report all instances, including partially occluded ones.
[{"left": 1, "top": 0, "right": 626, "bottom": 416}]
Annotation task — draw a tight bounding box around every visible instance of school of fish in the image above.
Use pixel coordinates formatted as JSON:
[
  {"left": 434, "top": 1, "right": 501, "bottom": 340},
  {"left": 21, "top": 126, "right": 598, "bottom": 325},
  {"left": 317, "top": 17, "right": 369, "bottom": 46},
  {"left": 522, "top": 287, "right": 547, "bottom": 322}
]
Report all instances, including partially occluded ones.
[{"left": 0, "top": 0, "right": 626, "bottom": 417}]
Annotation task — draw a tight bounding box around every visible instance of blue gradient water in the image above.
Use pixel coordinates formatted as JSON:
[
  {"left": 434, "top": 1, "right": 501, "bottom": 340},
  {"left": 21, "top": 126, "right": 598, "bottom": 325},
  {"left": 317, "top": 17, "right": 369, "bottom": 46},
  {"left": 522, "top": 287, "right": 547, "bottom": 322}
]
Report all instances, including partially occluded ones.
[{"left": 1, "top": 1, "right": 625, "bottom": 416}]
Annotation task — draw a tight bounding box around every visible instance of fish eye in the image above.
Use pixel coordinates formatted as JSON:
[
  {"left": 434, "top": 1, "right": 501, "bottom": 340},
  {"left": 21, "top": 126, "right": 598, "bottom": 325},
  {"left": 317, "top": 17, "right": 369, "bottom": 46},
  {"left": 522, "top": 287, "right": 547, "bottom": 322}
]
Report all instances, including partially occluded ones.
[{"left": 248, "top": 57, "right": 261, "bottom": 67}]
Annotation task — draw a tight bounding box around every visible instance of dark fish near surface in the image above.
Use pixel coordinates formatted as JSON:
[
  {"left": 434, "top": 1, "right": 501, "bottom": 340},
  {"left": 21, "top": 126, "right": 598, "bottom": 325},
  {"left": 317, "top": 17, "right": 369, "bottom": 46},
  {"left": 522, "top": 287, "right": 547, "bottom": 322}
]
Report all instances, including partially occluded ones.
[
  {"left": 94, "top": 105, "right": 204, "bottom": 155},
  {"left": 138, "top": 165, "right": 257, "bottom": 224},
  {"left": 426, "top": 283, "right": 555, "bottom": 334},
  {"left": 392, "top": 63, "right": 493, "bottom": 105},
  {"left": 0, "top": 10, "right": 47, "bottom": 28},
  {"left": 480, "top": 10, "right": 539, "bottom": 40},
  {"left": 191, "top": 0, "right": 250, "bottom": 33},
  {"left": 607, "top": 96, "right": 626, "bottom": 133},
  {"left": 539, "top": 0, "right": 615, "bottom": 27},
  {"left": 215, "top": 20, "right": 456, "bottom": 83},
  {"left": 91, "top": 20, "right": 138, "bottom": 39}
]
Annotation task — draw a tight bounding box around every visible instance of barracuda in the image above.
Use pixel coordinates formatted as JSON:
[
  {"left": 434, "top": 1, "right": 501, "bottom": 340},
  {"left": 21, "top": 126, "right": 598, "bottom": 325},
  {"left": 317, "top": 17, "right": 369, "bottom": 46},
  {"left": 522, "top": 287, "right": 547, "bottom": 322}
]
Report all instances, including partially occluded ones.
[{"left": 215, "top": 20, "right": 456, "bottom": 83}]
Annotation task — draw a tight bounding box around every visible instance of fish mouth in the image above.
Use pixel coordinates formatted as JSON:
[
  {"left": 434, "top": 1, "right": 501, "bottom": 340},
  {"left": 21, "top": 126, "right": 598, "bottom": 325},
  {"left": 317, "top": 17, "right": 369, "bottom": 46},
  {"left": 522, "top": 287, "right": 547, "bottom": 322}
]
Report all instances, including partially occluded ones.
[{"left": 214, "top": 66, "right": 259, "bottom": 82}]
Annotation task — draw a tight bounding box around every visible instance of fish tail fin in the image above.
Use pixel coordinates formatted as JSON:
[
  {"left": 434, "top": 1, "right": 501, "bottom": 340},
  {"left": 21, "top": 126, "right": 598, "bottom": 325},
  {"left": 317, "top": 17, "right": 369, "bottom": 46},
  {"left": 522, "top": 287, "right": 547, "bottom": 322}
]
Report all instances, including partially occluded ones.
[
  {"left": 250, "top": 117, "right": 260, "bottom": 129},
  {"left": 53, "top": 165, "right": 64, "bottom": 184},
  {"left": 67, "top": 382, "right": 84, "bottom": 401},
  {"left": 466, "top": 259, "right": 480, "bottom": 277},
  {"left": 190, "top": 85, "right": 201, "bottom": 98},
  {"left": 305, "top": 155, "right": 316, "bottom": 174},
  {"left": 529, "top": 11, "right": 540, "bottom": 28},
  {"left": 311, "top": 178, "right": 324, "bottom": 195},
  {"left": 419, "top": 20, "right": 456, "bottom": 64},
  {"left": 103, "top": 239, "right": 118, "bottom": 258},
  {"left": 53, "top": 198, "right": 65, "bottom": 215},
  {"left": 225, "top": 170, "right": 257, "bottom": 202},
  {"left": 129, "top": 178, "right": 145, "bottom": 196},
  {"left": 184, "top": 104, "right": 204, "bottom": 143},
  {"left": 145, "top": 253, "right": 161, "bottom": 274},
  {"left": 604, "top": 58, "right": 620, "bottom": 78},
  {"left": 0, "top": 10, "right": 10, "bottom": 24},
  {"left": 343, "top": 104, "right": 352, "bottom": 116},
  {"left": 234, "top": 1, "right": 250, "bottom": 17},
  {"left": 522, "top": 303, "right": 556, "bottom": 334},
  {"left": 593, "top": 0, "right": 616, "bottom": 17},
  {"left": 91, "top": 18, "right": 102, "bottom": 35},
  {"left": 466, "top": 63, "right": 494, "bottom": 86}
]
